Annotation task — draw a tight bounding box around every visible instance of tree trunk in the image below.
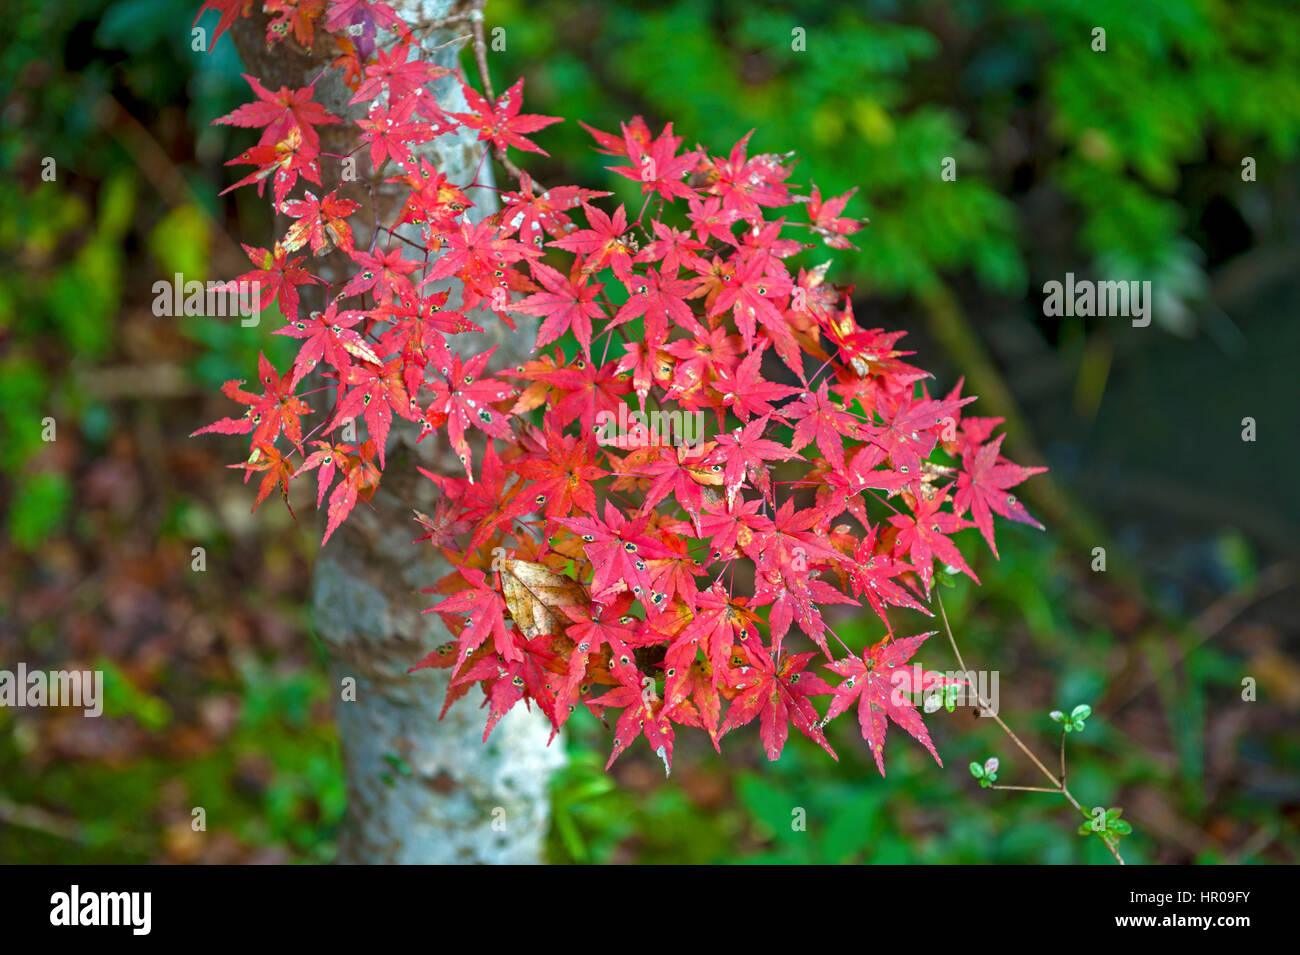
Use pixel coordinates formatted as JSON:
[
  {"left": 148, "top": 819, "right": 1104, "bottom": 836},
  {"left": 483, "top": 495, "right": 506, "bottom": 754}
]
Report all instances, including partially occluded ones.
[{"left": 228, "top": 1, "right": 563, "bottom": 864}]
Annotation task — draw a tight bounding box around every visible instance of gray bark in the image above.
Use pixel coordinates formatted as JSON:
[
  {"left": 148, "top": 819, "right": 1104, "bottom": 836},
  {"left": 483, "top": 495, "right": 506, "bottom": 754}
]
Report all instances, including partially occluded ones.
[{"left": 229, "top": 0, "right": 563, "bottom": 864}]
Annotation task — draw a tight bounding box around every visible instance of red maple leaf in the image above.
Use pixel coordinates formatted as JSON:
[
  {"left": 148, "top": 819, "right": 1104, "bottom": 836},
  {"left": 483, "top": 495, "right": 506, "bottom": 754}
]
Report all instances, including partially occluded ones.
[
  {"left": 549, "top": 203, "right": 636, "bottom": 281},
  {"left": 325, "top": 0, "right": 405, "bottom": 35},
  {"left": 281, "top": 189, "right": 361, "bottom": 255},
  {"left": 329, "top": 357, "right": 419, "bottom": 468},
  {"left": 705, "top": 251, "right": 794, "bottom": 364},
  {"left": 507, "top": 428, "right": 606, "bottom": 521},
  {"left": 194, "top": 0, "right": 252, "bottom": 46},
  {"left": 340, "top": 245, "right": 420, "bottom": 305},
  {"left": 356, "top": 94, "right": 435, "bottom": 170},
  {"left": 273, "top": 301, "right": 380, "bottom": 385},
  {"left": 610, "top": 266, "right": 703, "bottom": 350},
  {"left": 721, "top": 641, "right": 836, "bottom": 761},
  {"left": 510, "top": 261, "right": 604, "bottom": 358},
  {"left": 750, "top": 497, "right": 844, "bottom": 584},
  {"left": 624, "top": 441, "right": 721, "bottom": 527},
  {"left": 294, "top": 439, "right": 352, "bottom": 509},
  {"left": 846, "top": 525, "right": 929, "bottom": 630},
  {"left": 824, "top": 632, "right": 958, "bottom": 776},
  {"left": 448, "top": 77, "right": 561, "bottom": 156},
  {"left": 422, "top": 349, "right": 515, "bottom": 477},
  {"left": 419, "top": 441, "right": 521, "bottom": 551},
  {"left": 229, "top": 442, "right": 297, "bottom": 513},
  {"left": 454, "top": 636, "right": 562, "bottom": 740},
  {"left": 754, "top": 564, "right": 857, "bottom": 656},
  {"left": 888, "top": 490, "right": 979, "bottom": 593},
  {"left": 954, "top": 434, "right": 1047, "bottom": 558},
  {"left": 658, "top": 650, "right": 722, "bottom": 749},
  {"left": 534, "top": 355, "right": 632, "bottom": 437},
  {"left": 787, "top": 381, "right": 864, "bottom": 472},
  {"left": 686, "top": 194, "right": 741, "bottom": 245},
  {"left": 586, "top": 683, "right": 675, "bottom": 772},
  {"left": 663, "top": 583, "right": 757, "bottom": 687},
  {"left": 372, "top": 290, "right": 479, "bottom": 398},
  {"left": 559, "top": 501, "right": 664, "bottom": 607},
  {"left": 607, "top": 120, "right": 701, "bottom": 202},
  {"left": 350, "top": 37, "right": 449, "bottom": 105},
  {"left": 663, "top": 325, "right": 739, "bottom": 398},
  {"left": 423, "top": 217, "right": 539, "bottom": 312},
  {"left": 799, "top": 182, "right": 863, "bottom": 249},
  {"left": 498, "top": 171, "right": 609, "bottom": 248},
  {"left": 422, "top": 567, "right": 520, "bottom": 669},
  {"left": 214, "top": 74, "right": 341, "bottom": 150},
  {"left": 192, "top": 352, "right": 310, "bottom": 452},
  {"left": 221, "top": 125, "right": 321, "bottom": 206},
  {"left": 315, "top": 443, "right": 381, "bottom": 544},
  {"left": 388, "top": 159, "right": 473, "bottom": 231},
  {"left": 264, "top": 0, "right": 325, "bottom": 51},
  {"left": 866, "top": 393, "right": 973, "bottom": 476},
  {"left": 229, "top": 241, "right": 321, "bottom": 321},
  {"left": 558, "top": 594, "right": 641, "bottom": 717},
  {"left": 637, "top": 219, "right": 710, "bottom": 275},
  {"left": 697, "top": 494, "right": 769, "bottom": 563},
  {"left": 644, "top": 531, "right": 703, "bottom": 610},
  {"left": 710, "top": 341, "right": 801, "bottom": 422},
  {"left": 697, "top": 130, "right": 792, "bottom": 220},
  {"left": 578, "top": 116, "right": 652, "bottom": 156}
]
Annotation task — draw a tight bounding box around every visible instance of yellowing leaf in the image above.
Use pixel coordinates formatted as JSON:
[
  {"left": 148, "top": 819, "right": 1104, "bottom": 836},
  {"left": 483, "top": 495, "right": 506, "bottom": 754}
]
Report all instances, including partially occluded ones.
[{"left": 501, "top": 559, "right": 587, "bottom": 639}]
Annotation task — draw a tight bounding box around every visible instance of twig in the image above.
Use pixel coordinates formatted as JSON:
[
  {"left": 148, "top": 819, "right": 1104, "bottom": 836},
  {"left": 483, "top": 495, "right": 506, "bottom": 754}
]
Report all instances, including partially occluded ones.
[
  {"left": 0, "top": 796, "right": 85, "bottom": 843},
  {"left": 466, "top": 0, "right": 495, "bottom": 102},
  {"left": 936, "top": 591, "right": 1125, "bottom": 864},
  {"left": 462, "top": 0, "right": 542, "bottom": 190}
]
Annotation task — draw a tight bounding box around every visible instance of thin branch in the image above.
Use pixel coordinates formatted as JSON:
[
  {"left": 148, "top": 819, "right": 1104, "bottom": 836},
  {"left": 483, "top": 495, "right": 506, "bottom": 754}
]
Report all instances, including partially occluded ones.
[
  {"left": 1059, "top": 726, "right": 1067, "bottom": 786},
  {"left": 936, "top": 591, "right": 1125, "bottom": 864},
  {"left": 463, "top": 0, "right": 543, "bottom": 189},
  {"left": 0, "top": 797, "right": 85, "bottom": 843}
]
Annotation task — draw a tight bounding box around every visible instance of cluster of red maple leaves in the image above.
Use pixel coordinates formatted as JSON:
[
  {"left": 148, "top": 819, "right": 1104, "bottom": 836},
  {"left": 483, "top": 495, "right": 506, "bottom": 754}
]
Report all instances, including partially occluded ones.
[{"left": 194, "top": 0, "right": 1045, "bottom": 775}]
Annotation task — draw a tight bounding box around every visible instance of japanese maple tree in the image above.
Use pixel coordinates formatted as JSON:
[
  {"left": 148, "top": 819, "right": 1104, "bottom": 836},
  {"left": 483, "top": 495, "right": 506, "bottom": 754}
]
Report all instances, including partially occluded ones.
[{"left": 194, "top": 0, "right": 1046, "bottom": 779}]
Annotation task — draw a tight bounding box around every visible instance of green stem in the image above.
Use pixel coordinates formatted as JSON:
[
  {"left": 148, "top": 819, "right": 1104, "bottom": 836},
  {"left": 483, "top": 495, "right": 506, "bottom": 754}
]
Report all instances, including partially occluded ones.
[{"left": 936, "top": 592, "right": 1125, "bottom": 865}]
